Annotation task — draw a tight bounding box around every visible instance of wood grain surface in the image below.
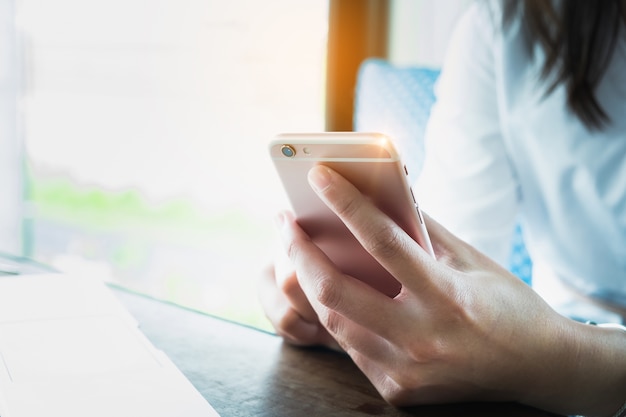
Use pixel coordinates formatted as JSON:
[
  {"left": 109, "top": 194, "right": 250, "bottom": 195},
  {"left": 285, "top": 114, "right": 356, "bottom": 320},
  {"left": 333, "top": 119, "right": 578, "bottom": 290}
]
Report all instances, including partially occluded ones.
[{"left": 113, "top": 287, "right": 562, "bottom": 417}]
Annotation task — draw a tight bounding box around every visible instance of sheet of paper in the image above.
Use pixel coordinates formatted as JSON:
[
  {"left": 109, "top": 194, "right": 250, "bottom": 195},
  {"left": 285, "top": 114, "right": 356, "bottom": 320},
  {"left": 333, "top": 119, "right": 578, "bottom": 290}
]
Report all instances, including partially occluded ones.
[{"left": 0, "top": 273, "right": 220, "bottom": 417}]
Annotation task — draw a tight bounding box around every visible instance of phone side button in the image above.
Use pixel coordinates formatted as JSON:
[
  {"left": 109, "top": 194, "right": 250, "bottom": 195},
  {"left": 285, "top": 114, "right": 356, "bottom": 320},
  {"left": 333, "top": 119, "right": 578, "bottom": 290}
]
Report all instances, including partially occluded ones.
[
  {"left": 409, "top": 187, "right": 416, "bottom": 203},
  {"left": 415, "top": 204, "right": 424, "bottom": 224}
]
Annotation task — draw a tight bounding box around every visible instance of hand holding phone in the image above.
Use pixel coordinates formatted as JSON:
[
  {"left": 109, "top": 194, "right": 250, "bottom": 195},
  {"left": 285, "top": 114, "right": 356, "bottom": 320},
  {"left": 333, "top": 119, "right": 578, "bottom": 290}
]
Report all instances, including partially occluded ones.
[{"left": 269, "top": 132, "right": 434, "bottom": 297}]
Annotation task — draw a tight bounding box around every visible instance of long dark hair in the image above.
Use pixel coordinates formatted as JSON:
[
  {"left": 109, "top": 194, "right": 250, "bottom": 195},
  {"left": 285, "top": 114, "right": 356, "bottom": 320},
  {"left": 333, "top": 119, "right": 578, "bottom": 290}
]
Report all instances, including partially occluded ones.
[{"left": 502, "top": 0, "right": 624, "bottom": 130}]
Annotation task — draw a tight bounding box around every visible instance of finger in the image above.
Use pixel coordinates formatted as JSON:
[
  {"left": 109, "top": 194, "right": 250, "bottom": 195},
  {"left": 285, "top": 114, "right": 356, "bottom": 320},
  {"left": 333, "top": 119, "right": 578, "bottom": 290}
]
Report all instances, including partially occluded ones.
[
  {"left": 280, "top": 273, "right": 319, "bottom": 324},
  {"left": 307, "top": 165, "right": 441, "bottom": 293},
  {"left": 275, "top": 305, "right": 325, "bottom": 346},
  {"left": 258, "top": 263, "right": 328, "bottom": 346},
  {"left": 277, "top": 211, "right": 402, "bottom": 342},
  {"left": 328, "top": 315, "right": 399, "bottom": 370},
  {"left": 274, "top": 250, "right": 318, "bottom": 323},
  {"left": 349, "top": 352, "right": 406, "bottom": 405}
]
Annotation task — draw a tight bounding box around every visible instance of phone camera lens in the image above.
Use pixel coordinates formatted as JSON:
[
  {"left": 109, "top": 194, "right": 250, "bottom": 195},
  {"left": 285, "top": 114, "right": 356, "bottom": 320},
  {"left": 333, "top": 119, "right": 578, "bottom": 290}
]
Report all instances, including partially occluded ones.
[{"left": 281, "top": 145, "right": 296, "bottom": 158}]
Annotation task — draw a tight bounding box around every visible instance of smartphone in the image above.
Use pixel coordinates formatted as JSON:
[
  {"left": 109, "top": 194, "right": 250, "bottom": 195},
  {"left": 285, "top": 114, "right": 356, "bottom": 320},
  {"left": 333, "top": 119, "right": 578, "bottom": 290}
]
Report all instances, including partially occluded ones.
[{"left": 269, "top": 132, "right": 434, "bottom": 297}]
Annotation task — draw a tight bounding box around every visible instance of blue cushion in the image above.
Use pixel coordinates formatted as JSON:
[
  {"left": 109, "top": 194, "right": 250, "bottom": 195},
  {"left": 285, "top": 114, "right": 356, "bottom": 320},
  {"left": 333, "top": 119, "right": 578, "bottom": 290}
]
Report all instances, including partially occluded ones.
[
  {"left": 354, "top": 59, "right": 532, "bottom": 285},
  {"left": 354, "top": 59, "right": 439, "bottom": 184}
]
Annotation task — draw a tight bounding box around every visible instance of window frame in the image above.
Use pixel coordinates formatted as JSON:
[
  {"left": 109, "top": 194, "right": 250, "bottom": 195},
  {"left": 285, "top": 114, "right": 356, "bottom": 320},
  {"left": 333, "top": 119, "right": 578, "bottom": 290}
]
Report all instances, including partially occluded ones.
[{"left": 325, "top": 0, "right": 389, "bottom": 131}]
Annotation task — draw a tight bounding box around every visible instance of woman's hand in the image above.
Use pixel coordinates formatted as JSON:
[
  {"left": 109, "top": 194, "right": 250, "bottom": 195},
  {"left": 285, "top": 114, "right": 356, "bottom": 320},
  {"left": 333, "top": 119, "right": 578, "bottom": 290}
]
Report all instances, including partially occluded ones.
[
  {"left": 274, "top": 165, "right": 626, "bottom": 416},
  {"left": 258, "top": 247, "right": 340, "bottom": 350}
]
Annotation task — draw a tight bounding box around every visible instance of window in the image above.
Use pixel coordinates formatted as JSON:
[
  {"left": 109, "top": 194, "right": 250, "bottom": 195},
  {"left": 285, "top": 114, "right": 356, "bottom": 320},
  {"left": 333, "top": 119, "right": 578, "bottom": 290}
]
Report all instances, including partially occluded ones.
[
  {"left": 18, "top": 0, "right": 328, "bottom": 329},
  {"left": 0, "top": 0, "right": 22, "bottom": 255}
]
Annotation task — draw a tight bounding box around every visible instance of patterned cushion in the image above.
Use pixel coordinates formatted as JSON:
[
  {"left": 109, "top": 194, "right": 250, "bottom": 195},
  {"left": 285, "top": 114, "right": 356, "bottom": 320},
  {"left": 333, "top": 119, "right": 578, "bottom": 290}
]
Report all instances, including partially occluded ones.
[
  {"left": 354, "top": 59, "right": 439, "bottom": 184},
  {"left": 354, "top": 59, "right": 532, "bottom": 284}
]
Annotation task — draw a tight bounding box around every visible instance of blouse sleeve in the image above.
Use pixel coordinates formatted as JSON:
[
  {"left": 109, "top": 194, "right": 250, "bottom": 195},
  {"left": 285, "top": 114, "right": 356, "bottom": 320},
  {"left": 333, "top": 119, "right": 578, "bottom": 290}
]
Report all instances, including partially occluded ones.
[{"left": 415, "top": 2, "right": 520, "bottom": 266}]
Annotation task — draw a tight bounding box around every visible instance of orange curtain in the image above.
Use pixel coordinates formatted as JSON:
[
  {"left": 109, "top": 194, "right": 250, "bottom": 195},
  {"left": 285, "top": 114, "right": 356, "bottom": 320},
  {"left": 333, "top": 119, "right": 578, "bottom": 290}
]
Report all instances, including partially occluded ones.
[{"left": 325, "top": 0, "right": 389, "bottom": 131}]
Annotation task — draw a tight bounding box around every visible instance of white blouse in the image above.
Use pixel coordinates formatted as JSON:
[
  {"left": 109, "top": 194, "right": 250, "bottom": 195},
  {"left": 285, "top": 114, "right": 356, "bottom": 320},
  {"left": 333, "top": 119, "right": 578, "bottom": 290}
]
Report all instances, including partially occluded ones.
[{"left": 416, "top": 2, "right": 626, "bottom": 322}]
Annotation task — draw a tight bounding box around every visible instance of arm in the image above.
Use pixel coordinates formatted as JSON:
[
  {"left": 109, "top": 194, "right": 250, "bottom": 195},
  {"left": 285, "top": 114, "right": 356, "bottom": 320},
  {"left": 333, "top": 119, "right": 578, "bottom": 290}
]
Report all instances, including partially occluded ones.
[
  {"left": 416, "top": 2, "right": 519, "bottom": 266},
  {"left": 277, "top": 164, "right": 626, "bottom": 416}
]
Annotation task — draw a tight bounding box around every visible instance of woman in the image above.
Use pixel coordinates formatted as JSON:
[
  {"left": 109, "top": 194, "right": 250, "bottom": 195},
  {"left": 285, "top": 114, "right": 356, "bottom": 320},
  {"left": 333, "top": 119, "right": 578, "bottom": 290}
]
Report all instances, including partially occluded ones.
[
  {"left": 259, "top": 1, "right": 626, "bottom": 415},
  {"left": 416, "top": 0, "right": 626, "bottom": 325}
]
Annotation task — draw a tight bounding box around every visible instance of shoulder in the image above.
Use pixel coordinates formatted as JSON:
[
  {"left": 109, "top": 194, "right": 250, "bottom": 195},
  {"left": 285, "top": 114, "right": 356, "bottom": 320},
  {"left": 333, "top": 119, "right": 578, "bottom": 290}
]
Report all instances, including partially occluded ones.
[
  {"left": 440, "top": 1, "right": 503, "bottom": 84},
  {"left": 434, "top": 1, "right": 503, "bottom": 107},
  {"left": 454, "top": 0, "right": 502, "bottom": 44}
]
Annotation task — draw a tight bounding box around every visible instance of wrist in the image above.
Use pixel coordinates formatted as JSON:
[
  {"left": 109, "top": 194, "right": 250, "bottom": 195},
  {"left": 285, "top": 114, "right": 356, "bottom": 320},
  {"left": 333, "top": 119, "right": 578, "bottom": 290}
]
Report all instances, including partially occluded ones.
[
  {"left": 522, "top": 316, "right": 626, "bottom": 416},
  {"left": 585, "top": 322, "right": 626, "bottom": 417},
  {"left": 560, "top": 320, "right": 626, "bottom": 416}
]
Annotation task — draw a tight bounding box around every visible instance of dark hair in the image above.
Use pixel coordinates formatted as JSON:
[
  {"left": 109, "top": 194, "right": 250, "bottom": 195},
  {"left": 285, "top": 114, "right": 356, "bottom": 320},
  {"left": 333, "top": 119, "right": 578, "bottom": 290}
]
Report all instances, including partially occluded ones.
[{"left": 502, "top": 0, "right": 624, "bottom": 130}]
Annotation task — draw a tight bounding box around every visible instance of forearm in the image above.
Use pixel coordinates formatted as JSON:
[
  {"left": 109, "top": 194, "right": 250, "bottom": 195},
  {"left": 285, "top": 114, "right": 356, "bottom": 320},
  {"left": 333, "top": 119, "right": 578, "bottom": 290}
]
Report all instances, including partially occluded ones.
[{"left": 523, "top": 318, "right": 626, "bottom": 417}]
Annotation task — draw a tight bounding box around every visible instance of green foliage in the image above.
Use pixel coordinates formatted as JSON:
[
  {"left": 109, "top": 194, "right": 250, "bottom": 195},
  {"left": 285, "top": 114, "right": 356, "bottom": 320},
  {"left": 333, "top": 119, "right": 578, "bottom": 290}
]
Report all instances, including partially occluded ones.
[
  {"left": 31, "top": 176, "right": 193, "bottom": 228},
  {"left": 27, "top": 172, "right": 274, "bottom": 330},
  {"left": 28, "top": 174, "right": 266, "bottom": 239}
]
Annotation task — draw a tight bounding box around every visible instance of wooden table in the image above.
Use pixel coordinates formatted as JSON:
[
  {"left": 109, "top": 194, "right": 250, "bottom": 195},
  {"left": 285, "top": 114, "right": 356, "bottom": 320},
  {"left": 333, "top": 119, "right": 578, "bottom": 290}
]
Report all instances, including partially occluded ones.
[{"left": 113, "top": 287, "right": 562, "bottom": 417}]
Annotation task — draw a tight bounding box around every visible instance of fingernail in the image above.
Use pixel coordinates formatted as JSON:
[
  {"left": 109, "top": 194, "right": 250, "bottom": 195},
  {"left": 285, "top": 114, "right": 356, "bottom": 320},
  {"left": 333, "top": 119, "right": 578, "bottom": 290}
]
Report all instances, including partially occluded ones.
[{"left": 308, "top": 166, "right": 331, "bottom": 192}]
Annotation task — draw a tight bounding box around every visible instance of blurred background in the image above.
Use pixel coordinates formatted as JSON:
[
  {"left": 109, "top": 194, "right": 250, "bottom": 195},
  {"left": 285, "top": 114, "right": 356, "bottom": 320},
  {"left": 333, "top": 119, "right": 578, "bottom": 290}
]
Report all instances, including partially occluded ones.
[{"left": 0, "top": 0, "right": 469, "bottom": 330}]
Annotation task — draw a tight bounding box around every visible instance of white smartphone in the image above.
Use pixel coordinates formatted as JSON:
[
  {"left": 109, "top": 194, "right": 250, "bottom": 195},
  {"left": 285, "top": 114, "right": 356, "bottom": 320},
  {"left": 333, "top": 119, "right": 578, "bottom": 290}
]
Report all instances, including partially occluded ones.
[{"left": 269, "top": 132, "right": 434, "bottom": 297}]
